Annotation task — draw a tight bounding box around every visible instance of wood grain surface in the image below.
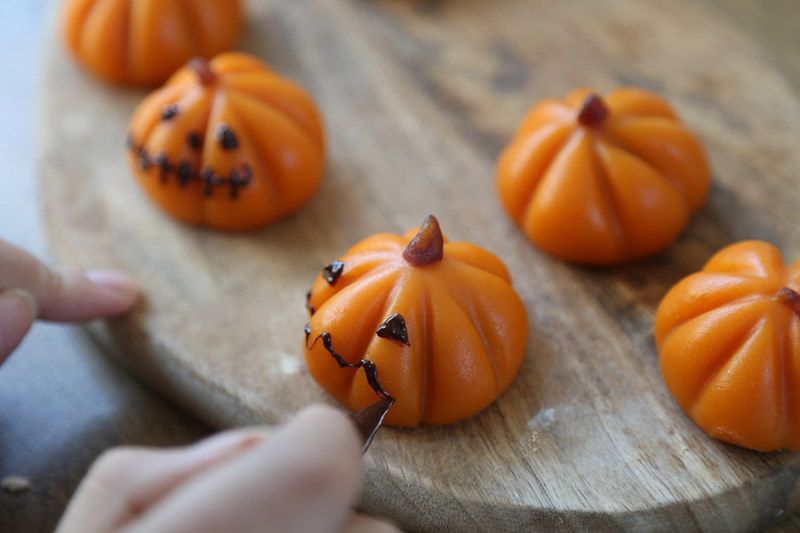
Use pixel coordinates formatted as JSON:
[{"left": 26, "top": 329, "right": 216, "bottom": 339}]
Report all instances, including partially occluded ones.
[{"left": 37, "top": 0, "right": 800, "bottom": 531}]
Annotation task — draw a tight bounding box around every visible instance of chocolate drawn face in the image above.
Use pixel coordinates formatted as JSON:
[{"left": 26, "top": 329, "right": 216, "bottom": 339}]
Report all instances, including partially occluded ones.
[
  {"left": 125, "top": 54, "right": 325, "bottom": 231},
  {"left": 127, "top": 119, "right": 252, "bottom": 199}
]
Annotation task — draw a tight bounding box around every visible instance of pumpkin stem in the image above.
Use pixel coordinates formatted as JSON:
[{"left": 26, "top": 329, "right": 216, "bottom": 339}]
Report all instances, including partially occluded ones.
[
  {"left": 577, "top": 93, "right": 609, "bottom": 127},
  {"left": 776, "top": 287, "right": 800, "bottom": 316},
  {"left": 403, "top": 215, "right": 444, "bottom": 267},
  {"left": 188, "top": 57, "right": 217, "bottom": 87}
]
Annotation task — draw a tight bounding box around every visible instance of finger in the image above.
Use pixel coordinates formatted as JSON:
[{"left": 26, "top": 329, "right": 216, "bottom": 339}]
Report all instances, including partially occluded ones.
[
  {"left": 123, "top": 404, "right": 363, "bottom": 533},
  {"left": 0, "top": 239, "right": 138, "bottom": 321},
  {"left": 341, "top": 513, "right": 403, "bottom": 533},
  {"left": 55, "top": 429, "right": 267, "bottom": 533},
  {"left": 0, "top": 289, "right": 36, "bottom": 364}
]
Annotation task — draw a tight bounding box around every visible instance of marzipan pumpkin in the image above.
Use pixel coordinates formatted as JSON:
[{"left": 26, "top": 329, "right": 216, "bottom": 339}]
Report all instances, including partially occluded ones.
[
  {"left": 496, "top": 87, "right": 711, "bottom": 265},
  {"left": 655, "top": 240, "right": 800, "bottom": 451},
  {"left": 61, "top": 0, "right": 243, "bottom": 86},
  {"left": 126, "top": 52, "right": 326, "bottom": 231},
  {"left": 304, "top": 215, "right": 529, "bottom": 427}
]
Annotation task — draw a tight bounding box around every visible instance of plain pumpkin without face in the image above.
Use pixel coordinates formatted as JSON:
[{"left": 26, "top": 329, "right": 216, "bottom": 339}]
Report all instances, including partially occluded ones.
[
  {"left": 655, "top": 240, "right": 800, "bottom": 452},
  {"left": 60, "top": 0, "right": 243, "bottom": 87},
  {"left": 496, "top": 87, "right": 711, "bottom": 265}
]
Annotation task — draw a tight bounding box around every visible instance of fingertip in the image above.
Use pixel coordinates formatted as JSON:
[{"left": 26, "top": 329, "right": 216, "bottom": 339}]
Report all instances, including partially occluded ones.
[
  {"left": 291, "top": 403, "right": 363, "bottom": 459},
  {"left": 0, "top": 289, "right": 37, "bottom": 364}
]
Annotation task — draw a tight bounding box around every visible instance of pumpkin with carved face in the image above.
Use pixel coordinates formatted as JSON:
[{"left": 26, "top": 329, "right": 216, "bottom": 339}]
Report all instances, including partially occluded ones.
[
  {"left": 126, "top": 52, "right": 326, "bottom": 231},
  {"left": 304, "top": 215, "right": 529, "bottom": 427}
]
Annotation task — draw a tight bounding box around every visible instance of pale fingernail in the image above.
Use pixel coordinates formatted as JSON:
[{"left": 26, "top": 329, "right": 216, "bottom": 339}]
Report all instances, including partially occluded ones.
[{"left": 85, "top": 269, "right": 138, "bottom": 298}]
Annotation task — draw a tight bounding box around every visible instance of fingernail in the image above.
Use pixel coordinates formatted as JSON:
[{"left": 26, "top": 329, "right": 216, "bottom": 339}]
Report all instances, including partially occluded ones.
[{"left": 85, "top": 270, "right": 138, "bottom": 297}]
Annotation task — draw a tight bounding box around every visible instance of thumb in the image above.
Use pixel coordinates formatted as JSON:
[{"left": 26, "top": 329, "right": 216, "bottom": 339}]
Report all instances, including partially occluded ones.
[{"left": 0, "top": 288, "right": 36, "bottom": 363}]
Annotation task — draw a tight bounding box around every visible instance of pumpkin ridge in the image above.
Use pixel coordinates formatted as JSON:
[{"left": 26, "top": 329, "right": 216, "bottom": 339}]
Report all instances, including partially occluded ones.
[
  {"left": 773, "top": 306, "right": 792, "bottom": 445},
  {"left": 373, "top": 274, "right": 423, "bottom": 423},
  {"left": 519, "top": 129, "right": 579, "bottom": 226},
  {"left": 786, "top": 309, "right": 800, "bottom": 446},
  {"left": 439, "top": 277, "right": 502, "bottom": 393},
  {"left": 307, "top": 270, "right": 398, "bottom": 397},
  {"left": 63, "top": 0, "right": 96, "bottom": 51},
  {"left": 600, "top": 118, "right": 696, "bottom": 203},
  {"left": 658, "top": 285, "right": 770, "bottom": 346},
  {"left": 327, "top": 263, "right": 398, "bottom": 303},
  {"left": 520, "top": 121, "right": 580, "bottom": 221},
  {"left": 230, "top": 85, "right": 322, "bottom": 158},
  {"left": 510, "top": 121, "right": 576, "bottom": 224},
  {"left": 419, "top": 277, "right": 434, "bottom": 426},
  {"left": 443, "top": 241, "right": 511, "bottom": 282},
  {"left": 588, "top": 133, "right": 626, "bottom": 252},
  {"left": 766, "top": 295, "right": 800, "bottom": 445},
  {"left": 130, "top": 83, "right": 193, "bottom": 144},
  {"left": 178, "top": 88, "right": 213, "bottom": 170},
  {"left": 344, "top": 283, "right": 397, "bottom": 406},
  {"left": 223, "top": 97, "right": 283, "bottom": 211},
  {"left": 90, "top": 0, "right": 132, "bottom": 83},
  {"left": 173, "top": 0, "right": 201, "bottom": 57},
  {"left": 130, "top": 87, "right": 251, "bottom": 203},
  {"left": 127, "top": 0, "right": 146, "bottom": 83},
  {"left": 690, "top": 310, "right": 768, "bottom": 412},
  {"left": 226, "top": 75, "right": 325, "bottom": 152},
  {"left": 445, "top": 260, "right": 527, "bottom": 390}
]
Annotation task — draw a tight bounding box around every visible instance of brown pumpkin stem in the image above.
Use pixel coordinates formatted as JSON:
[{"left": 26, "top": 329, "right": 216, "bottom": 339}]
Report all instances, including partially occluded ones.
[
  {"left": 188, "top": 57, "right": 217, "bottom": 87},
  {"left": 403, "top": 215, "right": 444, "bottom": 267},
  {"left": 776, "top": 287, "right": 800, "bottom": 316},
  {"left": 577, "top": 93, "right": 609, "bottom": 127}
]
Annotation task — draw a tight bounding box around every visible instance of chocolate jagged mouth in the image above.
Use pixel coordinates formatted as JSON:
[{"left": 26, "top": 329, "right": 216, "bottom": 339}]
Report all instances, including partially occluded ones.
[
  {"left": 127, "top": 134, "right": 252, "bottom": 199},
  {"left": 304, "top": 326, "right": 397, "bottom": 451}
]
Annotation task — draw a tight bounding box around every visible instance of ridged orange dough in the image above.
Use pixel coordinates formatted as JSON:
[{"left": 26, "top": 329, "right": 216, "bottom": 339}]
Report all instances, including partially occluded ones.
[
  {"left": 497, "top": 87, "right": 710, "bottom": 265},
  {"left": 305, "top": 216, "right": 529, "bottom": 427},
  {"left": 61, "top": 0, "right": 242, "bottom": 86},
  {"left": 126, "top": 52, "right": 325, "bottom": 231},
  {"left": 655, "top": 241, "right": 800, "bottom": 451}
]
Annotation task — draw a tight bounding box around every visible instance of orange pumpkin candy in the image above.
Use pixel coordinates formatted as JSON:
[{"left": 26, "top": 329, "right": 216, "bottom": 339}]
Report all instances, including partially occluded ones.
[
  {"left": 655, "top": 241, "right": 800, "bottom": 451},
  {"left": 496, "top": 87, "right": 711, "bottom": 265},
  {"left": 126, "top": 52, "right": 326, "bottom": 231},
  {"left": 304, "top": 215, "right": 529, "bottom": 428},
  {"left": 61, "top": 0, "right": 243, "bottom": 86}
]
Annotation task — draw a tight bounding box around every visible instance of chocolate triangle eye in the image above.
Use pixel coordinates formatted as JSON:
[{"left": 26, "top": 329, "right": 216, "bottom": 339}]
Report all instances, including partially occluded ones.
[
  {"left": 376, "top": 313, "right": 410, "bottom": 345},
  {"left": 322, "top": 261, "right": 345, "bottom": 285}
]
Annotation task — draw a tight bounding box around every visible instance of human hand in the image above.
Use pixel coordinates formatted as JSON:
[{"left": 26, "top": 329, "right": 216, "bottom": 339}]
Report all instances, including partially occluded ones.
[
  {"left": 57, "top": 404, "right": 401, "bottom": 533},
  {"left": 0, "top": 238, "right": 138, "bottom": 363}
]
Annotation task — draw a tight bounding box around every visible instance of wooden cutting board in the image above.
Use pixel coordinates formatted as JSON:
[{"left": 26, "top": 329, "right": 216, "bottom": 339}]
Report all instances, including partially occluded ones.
[{"left": 36, "top": 0, "right": 800, "bottom": 531}]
